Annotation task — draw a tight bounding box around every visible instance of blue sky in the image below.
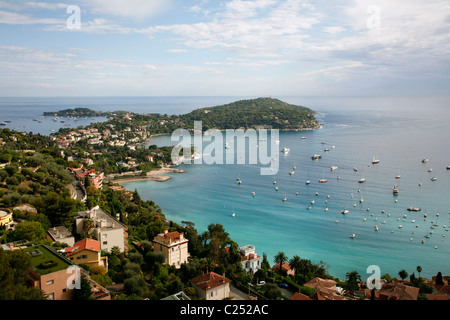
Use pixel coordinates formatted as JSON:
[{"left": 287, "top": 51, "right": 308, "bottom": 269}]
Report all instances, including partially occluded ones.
[{"left": 0, "top": 0, "right": 449, "bottom": 97}]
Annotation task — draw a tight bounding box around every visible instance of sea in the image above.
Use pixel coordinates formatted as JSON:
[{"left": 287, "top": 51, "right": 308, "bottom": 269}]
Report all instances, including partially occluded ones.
[{"left": 1, "top": 95, "right": 450, "bottom": 280}]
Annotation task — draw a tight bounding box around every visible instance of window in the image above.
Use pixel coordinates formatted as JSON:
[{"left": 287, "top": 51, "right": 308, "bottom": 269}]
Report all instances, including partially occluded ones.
[
  {"left": 48, "top": 293, "right": 54, "bottom": 300},
  {"left": 103, "top": 241, "right": 107, "bottom": 245},
  {"left": 46, "top": 280, "right": 54, "bottom": 285}
]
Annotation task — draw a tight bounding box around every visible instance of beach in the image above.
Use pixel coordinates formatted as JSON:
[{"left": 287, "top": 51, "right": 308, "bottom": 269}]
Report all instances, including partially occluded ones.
[{"left": 108, "top": 167, "right": 186, "bottom": 184}]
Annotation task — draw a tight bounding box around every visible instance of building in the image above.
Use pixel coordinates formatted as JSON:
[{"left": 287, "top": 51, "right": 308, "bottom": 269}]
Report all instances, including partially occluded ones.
[
  {"left": 64, "top": 238, "right": 108, "bottom": 270},
  {"left": 0, "top": 208, "right": 13, "bottom": 228},
  {"left": 272, "top": 262, "right": 295, "bottom": 276},
  {"left": 190, "top": 272, "right": 231, "bottom": 300},
  {"left": 378, "top": 282, "right": 420, "bottom": 300},
  {"left": 23, "top": 244, "right": 77, "bottom": 300},
  {"left": 153, "top": 229, "right": 189, "bottom": 269},
  {"left": 304, "top": 277, "right": 346, "bottom": 300},
  {"left": 239, "top": 245, "right": 262, "bottom": 274},
  {"left": 47, "top": 226, "right": 75, "bottom": 247},
  {"left": 75, "top": 206, "right": 128, "bottom": 253}
]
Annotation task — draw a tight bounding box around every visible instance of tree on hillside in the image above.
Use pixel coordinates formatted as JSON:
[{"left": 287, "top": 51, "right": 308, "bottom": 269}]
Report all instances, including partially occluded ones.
[
  {"left": 274, "top": 251, "right": 288, "bottom": 274},
  {"left": 289, "top": 255, "right": 302, "bottom": 283},
  {"left": 399, "top": 269, "right": 408, "bottom": 281},
  {"left": 345, "top": 270, "right": 361, "bottom": 296}
]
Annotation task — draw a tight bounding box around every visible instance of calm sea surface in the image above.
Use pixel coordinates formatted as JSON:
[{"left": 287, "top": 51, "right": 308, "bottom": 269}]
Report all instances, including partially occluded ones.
[{"left": 2, "top": 95, "right": 450, "bottom": 279}]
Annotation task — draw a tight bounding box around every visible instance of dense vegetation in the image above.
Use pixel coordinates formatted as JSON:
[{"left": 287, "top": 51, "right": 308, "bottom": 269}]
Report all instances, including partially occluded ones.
[{"left": 179, "top": 97, "right": 320, "bottom": 131}]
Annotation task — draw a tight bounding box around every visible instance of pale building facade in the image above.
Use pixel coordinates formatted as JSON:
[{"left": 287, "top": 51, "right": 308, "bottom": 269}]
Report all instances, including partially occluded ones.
[{"left": 153, "top": 229, "right": 189, "bottom": 269}]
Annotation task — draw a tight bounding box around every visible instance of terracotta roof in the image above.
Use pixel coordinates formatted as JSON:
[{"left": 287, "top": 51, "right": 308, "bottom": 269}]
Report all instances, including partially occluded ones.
[
  {"left": 426, "top": 294, "right": 448, "bottom": 300},
  {"left": 435, "top": 284, "right": 450, "bottom": 295},
  {"left": 379, "top": 283, "right": 419, "bottom": 300},
  {"left": 190, "top": 272, "right": 231, "bottom": 291},
  {"left": 291, "top": 292, "right": 312, "bottom": 300},
  {"left": 65, "top": 238, "right": 101, "bottom": 257}
]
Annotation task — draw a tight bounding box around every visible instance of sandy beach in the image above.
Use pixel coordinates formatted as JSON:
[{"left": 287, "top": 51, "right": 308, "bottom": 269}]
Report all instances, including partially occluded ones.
[{"left": 109, "top": 167, "right": 186, "bottom": 184}]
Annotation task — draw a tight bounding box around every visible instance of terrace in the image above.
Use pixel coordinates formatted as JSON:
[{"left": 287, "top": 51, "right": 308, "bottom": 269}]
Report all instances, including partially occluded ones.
[{"left": 23, "top": 245, "right": 73, "bottom": 276}]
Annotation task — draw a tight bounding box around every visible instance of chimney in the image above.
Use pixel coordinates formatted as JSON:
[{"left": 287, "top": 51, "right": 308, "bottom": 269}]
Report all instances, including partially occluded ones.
[{"left": 164, "top": 228, "right": 168, "bottom": 234}]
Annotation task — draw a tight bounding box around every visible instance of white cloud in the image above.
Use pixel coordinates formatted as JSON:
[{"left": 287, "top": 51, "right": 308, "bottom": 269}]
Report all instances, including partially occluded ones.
[
  {"left": 82, "top": 0, "right": 173, "bottom": 20},
  {"left": 0, "top": 9, "right": 63, "bottom": 24}
]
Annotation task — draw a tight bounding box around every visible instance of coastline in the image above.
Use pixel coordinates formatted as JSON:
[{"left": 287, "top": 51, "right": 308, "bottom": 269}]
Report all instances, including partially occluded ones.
[{"left": 108, "top": 167, "right": 186, "bottom": 184}]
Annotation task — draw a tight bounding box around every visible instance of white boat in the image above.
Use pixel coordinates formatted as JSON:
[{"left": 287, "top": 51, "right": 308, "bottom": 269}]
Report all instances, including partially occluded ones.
[
  {"left": 281, "top": 147, "right": 290, "bottom": 155},
  {"left": 422, "top": 158, "right": 429, "bottom": 163},
  {"left": 311, "top": 154, "right": 322, "bottom": 160},
  {"left": 305, "top": 180, "right": 311, "bottom": 185},
  {"left": 275, "top": 186, "right": 278, "bottom": 191},
  {"left": 350, "top": 234, "right": 356, "bottom": 239},
  {"left": 232, "top": 209, "right": 236, "bottom": 217},
  {"left": 372, "top": 157, "right": 380, "bottom": 164},
  {"left": 431, "top": 176, "right": 437, "bottom": 181},
  {"left": 282, "top": 193, "right": 287, "bottom": 201},
  {"left": 225, "top": 143, "right": 231, "bottom": 149},
  {"left": 374, "top": 225, "right": 379, "bottom": 231},
  {"left": 0, "top": 122, "right": 6, "bottom": 126},
  {"left": 358, "top": 177, "right": 366, "bottom": 183},
  {"left": 341, "top": 209, "right": 349, "bottom": 214},
  {"left": 252, "top": 192, "right": 255, "bottom": 197},
  {"left": 330, "top": 166, "right": 338, "bottom": 171},
  {"left": 289, "top": 171, "right": 295, "bottom": 175}
]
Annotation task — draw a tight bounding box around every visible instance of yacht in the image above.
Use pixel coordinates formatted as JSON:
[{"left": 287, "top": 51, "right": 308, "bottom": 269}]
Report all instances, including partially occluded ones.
[
  {"left": 225, "top": 143, "right": 231, "bottom": 149},
  {"left": 374, "top": 225, "right": 379, "bottom": 231},
  {"left": 422, "top": 158, "right": 429, "bottom": 163},
  {"left": 341, "top": 209, "right": 349, "bottom": 214},
  {"left": 305, "top": 180, "right": 311, "bottom": 185},
  {"left": 281, "top": 147, "right": 290, "bottom": 155},
  {"left": 252, "top": 192, "right": 255, "bottom": 197},
  {"left": 311, "top": 154, "right": 322, "bottom": 160},
  {"left": 330, "top": 166, "right": 338, "bottom": 171},
  {"left": 319, "top": 178, "right": 328, "bottom": 183},
  {"left": 350, "top": 234, "right": 356, "bottom": 239},
  {"left": 393, "top": 185, "right": 399, "bottom": 195},
  {"left": 282, "top": 194, "right": 287, "bottom": 202},
  {"left": 431, "top": 176, "right": 438, "bottom": 181},
  {"left": 289, "top": 171, "right": 295, "bottom": 175},
  {"left": 407, "top": 207, "right": 421, "bottom": 212},
  {"left": 0, "top": 122, "right": 6, "bottom": 126},
  {"left": 372, "top": 157, "right": 380, "bottom": 164},
  {"left": 358, "top": 177, "right": 366, "bottom": 183}
]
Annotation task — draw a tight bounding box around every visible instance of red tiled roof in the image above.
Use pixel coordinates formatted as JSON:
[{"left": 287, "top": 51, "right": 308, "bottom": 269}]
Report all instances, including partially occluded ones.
[
  {"left": 65, "top": 238, "right": 101, "bottom": 257},
  {"left": 291, "top": 292, "right": 312, "bottom": 300},
  {"left": 426, "top": 294, "right": 448, "bottom": 300},
  {"left": 190, "top": 272, "right": 231, "bottom": 291}
]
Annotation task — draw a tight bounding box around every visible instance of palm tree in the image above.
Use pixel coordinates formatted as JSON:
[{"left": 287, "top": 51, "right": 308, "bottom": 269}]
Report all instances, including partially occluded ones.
[
  {"left": 274, "top": 251, "right": 288, "bottom": 274},
  {"left": 398, "top": 269, "right": 408, "bottom": 281},
  {"left": 416, "top": 266, "right": 422, "bottom": 279},
  {"left": 289, "top": 255, "right": 301, "bottom": 283}
]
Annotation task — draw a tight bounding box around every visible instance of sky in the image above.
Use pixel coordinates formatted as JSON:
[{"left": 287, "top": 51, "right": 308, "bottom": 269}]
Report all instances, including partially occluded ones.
[{"left": 0, "top": 0, "right": 449, "bottom": 97}]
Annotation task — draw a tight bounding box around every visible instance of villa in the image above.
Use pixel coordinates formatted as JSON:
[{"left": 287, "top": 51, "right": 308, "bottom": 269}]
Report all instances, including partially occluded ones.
[
  {"left": 64, "top": 238, "right": 108, "bottom": 270},
  {"left": 239, "top": 245, "right": 262, "bottom": 274},
  {"left": 190, "top": 272, "right": 231, "bottom": 300},
  {"left": 153, "top": 229, "right": 189, "bottom": 269}
]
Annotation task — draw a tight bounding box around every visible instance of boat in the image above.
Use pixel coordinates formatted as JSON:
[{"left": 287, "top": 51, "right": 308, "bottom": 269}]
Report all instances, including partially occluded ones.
[
  {"left": 393, "top": 185, "right": 399, "bottom": 195},
  {"left": 431, "top": 176, "right": 437, "bottom": 181},
  {"left": 305, "top": 180, "right": 311, "bottom": 185},
  {"left": 422, "top": 158, "right": 429, "bottom": 163},
  {"left": 330, "top": 166, "right": 338, "bottom": 171},
  {"left": 225, "top": 143, "right": 231, "bottom": 149},
  {"left": 301, "top": 136, "right": 306, "bottom": 140},
  {"left": 252, "top": 192, "right": 255, "bottom": 197},
  {"left": 374, "top": 225, "right": 379, "bottom": 231},
  {"left": 350, "top": 234, "right": 356, "bottom": 239},
  {"left": 447, "top": 166, "right": 450, "bottom": 170},
  {"left": 282, "top": 193, "right": 287, "bottom": 201},
  {"left": 319, "top": 178, "right": 328, "bottom": 183},
  {"left": 0, "top": 122, "right": 6, "bottom": 126},
  {"left": 236, "top": 175, "right": 242, "bottom": 184},
  {"left": 275, "top": 186, "right": 278, "bottom": 191},
  {"left": 407, "top": 207, "right": 421, "bottom": 212},
  {"left": 372, "top": 157, "right": 380, "bottom": 164},
  {"left": 358, "top": 177, "right": 366, "bottom": 183},
  {"left": 289, "top": 171, "right": 295, "bottom": 175},
  {"left": 232, "top": 208, "right": 236, "bottom": 217},
  {"left": 311, "top": 154, "right": 322, "bottom": 160},
  {"left": 341, "top": 209, "right": 349, "bottom": 214},
  {"left": 281, "top": 147, "right": 290, "bottom": 155}
]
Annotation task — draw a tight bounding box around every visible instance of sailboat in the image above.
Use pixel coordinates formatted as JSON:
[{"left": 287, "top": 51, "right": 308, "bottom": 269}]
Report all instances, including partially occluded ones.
[
  {"left": 358, "top": 175, "right": 366, "bottom": 183},
  {"left": 319, "top": 169, "right": 328, "bottom": 183},
  {"left": 305, "top": 171, "right": 311, "bottom": 185},
  {"left": 372, "top": 156, "right": 380, "bottom": 164},
  {"left": 282, "top": 193, "right": 287, "bottom": 201},
  {"left": 232, "top": 208, "right": 236, "bottom": 217},
  {"left": 236, "top": 174, "right": 242, "bottom": 184}
]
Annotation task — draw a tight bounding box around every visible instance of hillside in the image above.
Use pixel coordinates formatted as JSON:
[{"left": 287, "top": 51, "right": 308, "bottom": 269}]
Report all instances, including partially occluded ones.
[{"left": 179, "top": 97, "right": 320, "bottom": 131}]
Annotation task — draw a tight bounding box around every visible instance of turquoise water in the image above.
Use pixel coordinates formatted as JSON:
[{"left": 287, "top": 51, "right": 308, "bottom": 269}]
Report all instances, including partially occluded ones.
[
  {"left": 122, "top": 96, "right": 450, "bottom": 280},
  {"left": 2, "top": 95, "right": 450, "bottom": 279}
]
